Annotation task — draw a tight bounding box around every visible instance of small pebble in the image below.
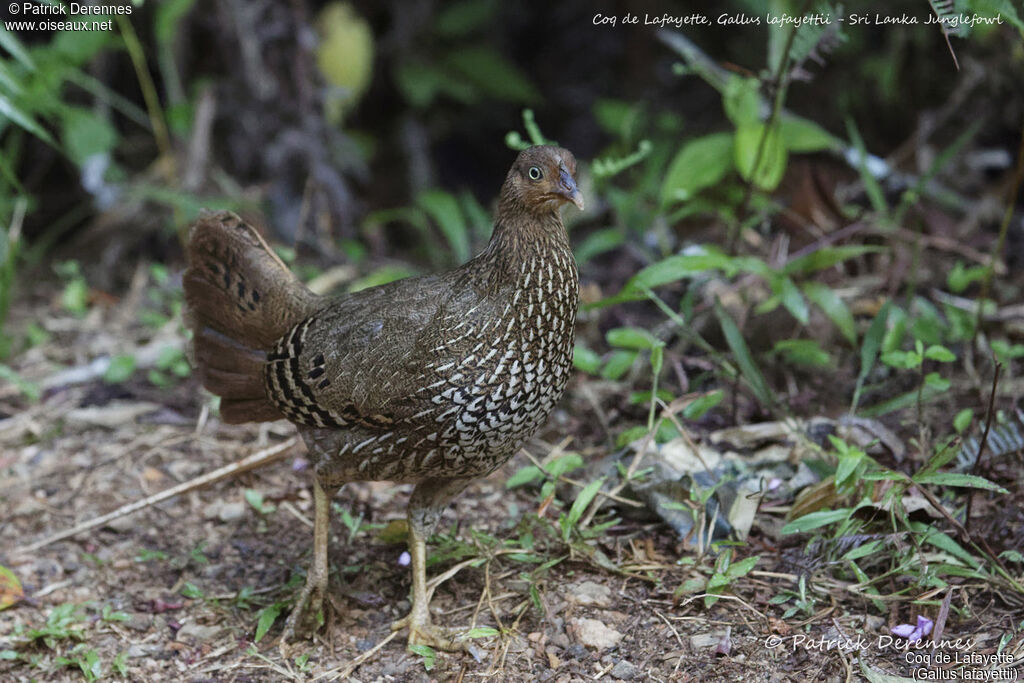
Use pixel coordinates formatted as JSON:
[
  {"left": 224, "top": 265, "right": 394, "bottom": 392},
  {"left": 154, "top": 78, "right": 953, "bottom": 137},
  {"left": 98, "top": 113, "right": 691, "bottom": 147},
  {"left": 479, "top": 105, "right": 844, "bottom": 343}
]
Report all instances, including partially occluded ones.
[
  {"left": 571, "top": 617, "right": 623, "bottom": 650},
  {"left": 568, "top": 580, "right": 612, "bottom": 608},
  {"left": 610, "top": 659, "right": 638, "bottom": 680}
]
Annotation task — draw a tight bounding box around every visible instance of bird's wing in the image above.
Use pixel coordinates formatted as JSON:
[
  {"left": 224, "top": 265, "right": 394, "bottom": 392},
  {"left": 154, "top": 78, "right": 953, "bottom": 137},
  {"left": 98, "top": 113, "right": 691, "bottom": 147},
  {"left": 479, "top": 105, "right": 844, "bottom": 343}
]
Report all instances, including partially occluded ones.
[{"left": 263, "top": 273, "right": 501, "bottom": 430}]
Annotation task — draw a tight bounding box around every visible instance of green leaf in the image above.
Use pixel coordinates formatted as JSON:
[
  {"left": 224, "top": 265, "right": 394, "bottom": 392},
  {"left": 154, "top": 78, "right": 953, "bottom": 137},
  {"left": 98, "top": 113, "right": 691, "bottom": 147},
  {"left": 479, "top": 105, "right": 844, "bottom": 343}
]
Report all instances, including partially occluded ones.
[
  {"left": 103, "top": 355, "right": 136, "bottom": 384},
  {"left": 574, "top": 228, "right": 625, "bottom": 264},
  {"left": 946, "top": 261, "right": 988, "bottom": 293},
  {"left": 924, "top": 345, "right": 956, "bottom": 362},
  {"left": 610, "top": 247, "right": 737, "bottom": 304},
  {"left": 773, "top": 339, "right": 831, "bottom": 367},
  {"left": 802, "top": 282, "right": 856, "bottom": 345},
  {"left": 852, "top": 302, "right": 891, "bottom": 412},
  {"left": 0, "top": 94, "right": 55, "bottom": 146},
  {"left": 61, "top": 107, "right": 118, "bottom": 166},
  {"left": 660, "top": 133, "right": 733, "bottom": 204},
  {"left": 254, "top": 603, "right": 283, "bottom": 643},
  {"left": 784, "top": 246, "right": 882, "bottom": 276},
  {"left": 913, "top": 472, "right": 1008, "bottom": 493},
  {"left": 845, "top": 118, "right": 888, "bottom": 214},
  {"left": 435, "top": 0, "right": 497, "bottom": 36},
  {"left": 606, "top": 326, "right": 657, "bottom": 350},
  {"left": 154, "top": 0, "right": 197, "bottom": 45},
  {"left": 565, "top": 477, "right": 605, "bottom": 539},
  {"left": 547, "top": 453, "right": 584, "bottom": 478},
  {"left": 734, "top": 122, "right": 787, "bottom": 191},
  {"left": 443, "top": 46, "right": 540, "bottom": 103},
  {"left": 781, "top": 508, "right": 854, "bottom": 534},
  {"left": 776, "top": 276, "right": 808, "bottom": 325},
  {"left": 0, "top": 27, "right": 35, "bottom": 70},
  {"left": 953, "top": 408, "right": 972, "bottom": 434},
  {"left": 417, "top": 190, "right": 469, "bottom": 264},
  {"left": 572, "top": 343, "right": 602, "bottom": 374},
  {"left": 722, "top": 76, "right": 761, "bottom": 127},
  {"left": 681, "top": 391, "right": 723, "bottom": 420},
  {"left": 778, "top": 114, "right": 839, "bottom": 153},
  {"left": 714, "top": 300, "right": 775, "bottom": 409},
  {"left": 409, "top": 644, "right": 436, "bottom": 670},
  {"left": 462, "top": 626, "right": 499, "bottom": 639},
  {"left": 601, "top": 349, "right": 637, "bottom": 380},
  {"left": 505, "top": 465, "right": 543, "bottom": 489},
  {"left": 393, "top": 61, "right": 475, "bottom": 107},
  {"left": 725, "top": 555, "right": 759, "bottom": 578}
]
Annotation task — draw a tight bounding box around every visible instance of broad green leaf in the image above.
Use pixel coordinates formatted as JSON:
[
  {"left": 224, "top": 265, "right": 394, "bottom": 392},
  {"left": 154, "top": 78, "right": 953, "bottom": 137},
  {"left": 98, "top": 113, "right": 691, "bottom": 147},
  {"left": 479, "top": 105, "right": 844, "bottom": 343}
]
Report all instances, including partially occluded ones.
[
  {"left": 773, "top": 339, "right": 831, "bottom": 367},
  {"left": 722, "top": 76, "right": 761, "bottom": 126},
  {"left": 776, "top": 276, "right": 809, "bottom": 325},
  {"left": 953, "top": 408, "right": 972, "bottom": 434},
  {"left": 924, "top": 345, "right": 956, "bottom": 362},
  {"left": 254, "top": 603, "right": 283, "bottom": 642},
  {"left": 781, "top": 507, "right": 854, "bottom": 534},
  {"left": 682, "top": 391, "right": 723, "bottom": 420},
  {"left": 610, "top": 247, "right": 737, "bottom": 304},
  {"left": 547, "top": 453, "right": 584, "bottom": 478},
  {"left": 601, "top": 349, "right": 637, "bottom": 380},
  {"left": 913, "top": 472, "right": 1008, "bottom": 493},
  {"left": 103, "top": 355, "right": 136, "bottom": 384},
  {"left": 444, "top": 46, "right": 540, "bottom": 103},
  {"left": 778, "top": 114, "right": 839, "bottom": 153},
  {"left": 802, "top": 282, "right": 856, "bottom": 345},
  {"left": 572, "top": 344, "right": 602, "bottom": 374},
  {"left": 734, "top": 122, "right": 787, "bottom": 191},
  {"left": 606, "top": 326, "right": 657, "bottom": 350},
  {"left": 725, "top": 555, "right": 759, "bottom": 578},
  {"left": 574, "top": 227, "right": 624, "bottom": 264},
  {"left": 660, "top": 133, "right": 733, "bottom": 205},
  {"left": 567, "top": 477, "right": 605, "bottom": 529},
  {"left": 61, "top": 107, "right": 118, "bottom": 166},
  {"left": 505, "top": 466, "right": 543, "bottom": 489}
]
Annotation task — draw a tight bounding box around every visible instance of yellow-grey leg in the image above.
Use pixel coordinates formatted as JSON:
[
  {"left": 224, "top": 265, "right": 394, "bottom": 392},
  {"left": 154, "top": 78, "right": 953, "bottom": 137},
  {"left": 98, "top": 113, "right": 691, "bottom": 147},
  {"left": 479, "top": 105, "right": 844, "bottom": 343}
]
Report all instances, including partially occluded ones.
[
  {"left": 282, "top": 478, "right": 338, "bottom": 643},
  {"left": 391, "top": 477, "right": 472, "bottom": 651}
]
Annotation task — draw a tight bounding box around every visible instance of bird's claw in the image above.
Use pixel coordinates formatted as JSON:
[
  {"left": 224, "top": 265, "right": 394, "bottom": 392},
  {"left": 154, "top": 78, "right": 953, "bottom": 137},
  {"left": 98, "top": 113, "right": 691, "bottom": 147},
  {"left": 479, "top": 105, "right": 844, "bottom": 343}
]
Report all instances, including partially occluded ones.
[
  {"left": 391, "top": 614, "right": 474, "bottom": 652},
  {"left": 279, "top": 576, "right": 326, "bottom": 649}
]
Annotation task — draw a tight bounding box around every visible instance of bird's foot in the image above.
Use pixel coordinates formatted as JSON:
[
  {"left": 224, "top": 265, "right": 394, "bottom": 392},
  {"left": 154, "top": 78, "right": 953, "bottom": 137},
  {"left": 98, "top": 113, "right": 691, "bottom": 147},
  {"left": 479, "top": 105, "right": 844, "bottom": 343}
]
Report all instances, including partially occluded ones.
[
  {"left": 280, "top": 574, "right": 327, "bottom": 648},
  {"left": 390, "top": 614, "right": 473, "bottom": 652}
]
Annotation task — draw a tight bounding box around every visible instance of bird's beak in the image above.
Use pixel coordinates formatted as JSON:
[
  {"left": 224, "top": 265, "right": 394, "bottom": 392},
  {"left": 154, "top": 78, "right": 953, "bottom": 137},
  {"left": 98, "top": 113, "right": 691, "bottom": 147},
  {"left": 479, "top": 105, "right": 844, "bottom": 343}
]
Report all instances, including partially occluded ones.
[{"left": 558, "top": 167, "right": 585, "bottom": 211}]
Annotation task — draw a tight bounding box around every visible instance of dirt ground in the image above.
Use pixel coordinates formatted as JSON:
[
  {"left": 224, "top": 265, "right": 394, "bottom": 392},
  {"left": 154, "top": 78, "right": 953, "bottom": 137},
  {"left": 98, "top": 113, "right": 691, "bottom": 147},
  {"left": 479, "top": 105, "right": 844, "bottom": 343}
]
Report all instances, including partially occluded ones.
[{"left": 1, "top": 284, "right": 1022, "bottom": 683}]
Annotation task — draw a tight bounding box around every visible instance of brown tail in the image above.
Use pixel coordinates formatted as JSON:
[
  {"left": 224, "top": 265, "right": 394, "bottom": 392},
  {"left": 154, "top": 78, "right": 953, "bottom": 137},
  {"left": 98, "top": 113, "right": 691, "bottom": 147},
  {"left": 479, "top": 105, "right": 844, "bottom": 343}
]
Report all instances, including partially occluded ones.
[{"left": 184, "top": 211, "right": 321, "bottom": 423}]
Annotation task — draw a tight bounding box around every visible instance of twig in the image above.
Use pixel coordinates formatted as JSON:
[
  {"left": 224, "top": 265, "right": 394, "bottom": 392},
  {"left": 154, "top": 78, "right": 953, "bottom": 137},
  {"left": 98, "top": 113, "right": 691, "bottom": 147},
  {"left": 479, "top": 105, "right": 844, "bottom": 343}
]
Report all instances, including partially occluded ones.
[
  {"left": 14, "top": 437, "right": 301, "bottom": 554},
  {"left": 317, "top": 630, "right": 401, "bottom": 682},
  {"left": 964, "top": 361, "right": 1002, "bottom": 531}
]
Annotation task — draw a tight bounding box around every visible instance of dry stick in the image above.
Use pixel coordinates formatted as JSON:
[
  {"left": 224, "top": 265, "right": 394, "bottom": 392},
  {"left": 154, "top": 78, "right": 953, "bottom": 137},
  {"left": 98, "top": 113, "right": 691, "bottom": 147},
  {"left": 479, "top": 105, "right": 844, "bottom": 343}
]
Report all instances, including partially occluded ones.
[
  {"left": 15, "top": 437, "right": 301, "bottom": 554},
  {"left": 964, "top": 361, "right": 1002, "bottom": 538}
]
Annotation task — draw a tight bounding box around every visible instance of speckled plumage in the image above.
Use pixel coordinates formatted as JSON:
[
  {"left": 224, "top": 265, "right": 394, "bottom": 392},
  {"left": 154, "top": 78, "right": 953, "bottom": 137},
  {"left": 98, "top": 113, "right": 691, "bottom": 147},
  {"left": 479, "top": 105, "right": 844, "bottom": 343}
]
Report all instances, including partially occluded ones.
[{"left": 184, "top": 145, "right": 582, "bottom": 649}]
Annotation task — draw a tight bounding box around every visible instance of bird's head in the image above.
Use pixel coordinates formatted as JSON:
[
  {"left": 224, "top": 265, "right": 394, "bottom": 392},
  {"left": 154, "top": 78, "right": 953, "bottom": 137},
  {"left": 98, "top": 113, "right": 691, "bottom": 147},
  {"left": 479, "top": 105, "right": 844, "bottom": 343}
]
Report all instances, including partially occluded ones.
[{"left": 501, "top": 146, "right": 584, "bottom": 216}]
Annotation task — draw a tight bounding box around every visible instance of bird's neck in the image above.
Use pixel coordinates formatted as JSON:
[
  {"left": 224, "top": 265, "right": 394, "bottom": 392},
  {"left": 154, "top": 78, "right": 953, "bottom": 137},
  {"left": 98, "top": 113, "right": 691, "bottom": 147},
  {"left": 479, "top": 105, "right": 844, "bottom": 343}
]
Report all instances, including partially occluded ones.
[{"left": 480, "top": 210, "right": 573, "bottom": 279}]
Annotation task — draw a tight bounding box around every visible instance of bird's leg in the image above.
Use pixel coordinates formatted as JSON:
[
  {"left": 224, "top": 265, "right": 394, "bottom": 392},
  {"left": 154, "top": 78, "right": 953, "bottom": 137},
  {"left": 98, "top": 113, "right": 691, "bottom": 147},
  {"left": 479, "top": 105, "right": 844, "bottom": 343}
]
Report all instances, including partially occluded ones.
[
  {"left": 391, "top": 478, "right": 471, "bottom": 651},
  {"left": 282, "top": 478, "right": 339, "bottom": 644}
]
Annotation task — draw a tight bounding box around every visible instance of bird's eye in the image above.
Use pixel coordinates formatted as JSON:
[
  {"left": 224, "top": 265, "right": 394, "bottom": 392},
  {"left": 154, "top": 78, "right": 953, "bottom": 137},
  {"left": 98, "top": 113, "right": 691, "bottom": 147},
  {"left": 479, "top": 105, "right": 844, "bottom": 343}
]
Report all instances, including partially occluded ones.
[{"left": 528, "top": 166, "right": 543, "bottom": 181}]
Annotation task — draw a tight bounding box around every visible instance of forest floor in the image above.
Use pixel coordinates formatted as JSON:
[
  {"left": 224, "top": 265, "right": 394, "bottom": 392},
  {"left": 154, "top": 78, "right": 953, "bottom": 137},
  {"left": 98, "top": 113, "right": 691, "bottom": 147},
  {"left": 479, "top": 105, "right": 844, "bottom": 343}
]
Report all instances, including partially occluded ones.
[{"left": 1, "top": 270, "right": 1022, "bottom": 683}]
